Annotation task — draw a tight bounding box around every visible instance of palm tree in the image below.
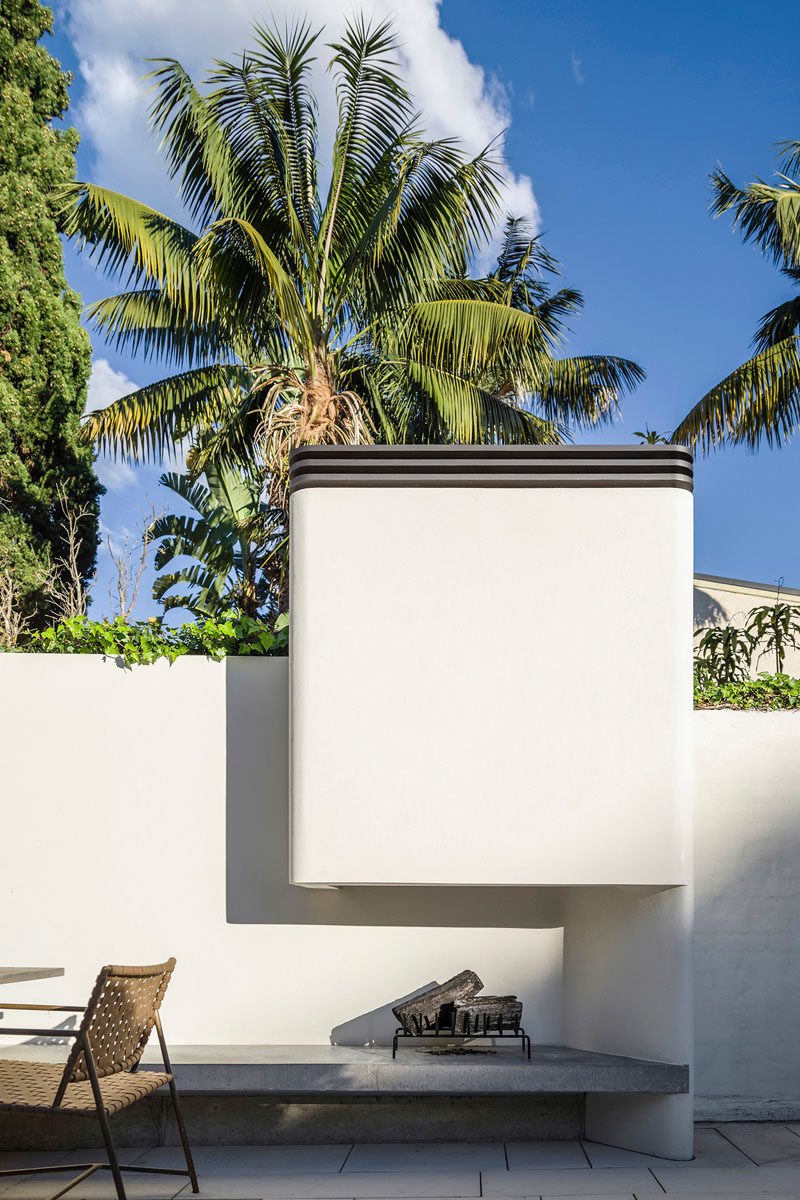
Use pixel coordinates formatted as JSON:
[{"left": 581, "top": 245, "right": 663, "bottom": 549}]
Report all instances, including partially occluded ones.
[
  {"left": 61, "top": 16, "right": 643, "bottom": 496},
  {"left": 149, "top": 464, "right": 284, "bottom": 620},
  {"left": 633, "top": 426, "right": 669, "bottom": 444},
  {"left": 674, "top": 140, "right": 800, "bottom": 450}
]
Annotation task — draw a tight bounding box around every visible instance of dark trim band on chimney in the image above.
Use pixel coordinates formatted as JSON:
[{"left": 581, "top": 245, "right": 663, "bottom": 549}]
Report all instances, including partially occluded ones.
[{"left": 288, "top": 445, "right": 694, "bottom": 494}]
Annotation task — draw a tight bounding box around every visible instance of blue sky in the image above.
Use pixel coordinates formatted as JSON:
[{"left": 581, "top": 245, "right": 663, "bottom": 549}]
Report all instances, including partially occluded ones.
[{"left": 48, "top": 0, "right": 800, "bottom": 618}]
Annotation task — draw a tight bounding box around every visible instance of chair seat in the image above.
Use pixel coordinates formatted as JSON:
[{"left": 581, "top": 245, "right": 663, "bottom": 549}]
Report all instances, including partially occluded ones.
[{"left": 0, "top": 1059, "right": 171, "bottom": 1117}]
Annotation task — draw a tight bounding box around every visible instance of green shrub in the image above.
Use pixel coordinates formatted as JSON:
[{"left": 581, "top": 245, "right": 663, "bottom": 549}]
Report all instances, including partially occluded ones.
[
  {"left": 694, "top": 671, "right": 800, "bottom": 710},
  {"left": 16, "top": 612, "right": 288, "bottom": 666}
]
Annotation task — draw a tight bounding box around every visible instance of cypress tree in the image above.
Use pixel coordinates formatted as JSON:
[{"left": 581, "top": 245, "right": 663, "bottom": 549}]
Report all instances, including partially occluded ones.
[{"left": 0, "top": 0, "right": 101, "bottom": 625}]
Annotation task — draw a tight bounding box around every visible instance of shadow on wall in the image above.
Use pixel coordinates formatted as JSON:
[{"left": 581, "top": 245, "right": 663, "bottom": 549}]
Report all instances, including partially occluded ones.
[
  {"left": 21, "top": 1015, "right": 77, "bottom": 1046},
  {"left": 330, "top": 983, "right": 435, "bottom": 1046},
  {"left": 693, "top": 588, "right": 728, "bottom": 629},
  {"left": 224, "top": 658, "right": 564, "bottom": 930}
]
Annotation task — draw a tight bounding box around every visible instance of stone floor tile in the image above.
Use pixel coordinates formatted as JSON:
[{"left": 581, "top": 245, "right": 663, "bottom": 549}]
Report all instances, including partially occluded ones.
[
  {"left": 2, "top": 1168, "right": 184, "bottom": 1200},
  {"left": 482, "top": 1168, "right": 661, "bottom": 1195},
  {"left": 648, "top": 1164, "right": 780, "bottom": 1192},
  {"left": 581, "top": 1127, "right": 751, "bottom": 1170},
  {"left": 0, "top": 1155, "right": 73, "bottom": 1197},
  {"left": 0, "top": 1156, "right": 71, "bottom": 1169},
  {"left": 580, "top": 1143, "right": 664, "bottom": 1168},
  {"left": 174, "top": 1170, "right": 481, "bottom": 1198},
  {"left": 715, "top": 1124, "right": 800, "bottom": 1165},
  {"left": 171, "top": 1179, "right": 282, "bottom": 1200},
  {"left": 139, "top": 1146, "right": 352, "bottom": 1175},
  {"left": 756, "top": 1164, "right": 800, "bottom": 1183},
  {"left": 689, "top": 1128, "right": 754, "bottom": 1167},
  {"left": 57, "top": 1151, "right": 152, "bottom": 1166},
  {"left": 540, "top": 1194, "right": 637, "bottom": 1200},
  {"left": 506, "top": 1143, "right": 588, "bottom": 1171},
  {"left": 0, "top": 1152, "right": 72, "bottom": 1193},
  {"left": 343, "top": 1145, "right": 505, "bottom": 1173}
]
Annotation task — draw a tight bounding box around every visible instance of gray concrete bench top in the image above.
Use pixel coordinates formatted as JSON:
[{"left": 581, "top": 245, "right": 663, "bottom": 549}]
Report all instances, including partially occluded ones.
[
  {"left": 137, "top": 1043, "right": 689, "bottom": 1096},
  {"left": 0, "top": 967, "right": 64, "bottom": 985}
]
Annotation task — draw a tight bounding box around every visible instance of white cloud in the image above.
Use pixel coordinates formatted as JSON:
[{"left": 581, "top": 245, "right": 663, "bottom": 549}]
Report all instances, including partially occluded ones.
[
  {"left": 61, "top": 0, "right": 539, "bottom": 235},
  {"left": 86, "top": 356, "right": 137, "bottom": 413},
  {"left": 99, "top": 518, "right": 132, "bottom": 558},
  {"left": 86, "top": 357, "right": 138, "bottom": 491},
  {"left": 570, "top": 50, "right": 584, "bottom": 85}
]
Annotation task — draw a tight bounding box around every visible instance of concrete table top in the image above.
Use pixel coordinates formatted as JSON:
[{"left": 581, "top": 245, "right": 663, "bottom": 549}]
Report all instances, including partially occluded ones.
[{"left": 0, "top": 967, "right": 64, "bottom": 985}]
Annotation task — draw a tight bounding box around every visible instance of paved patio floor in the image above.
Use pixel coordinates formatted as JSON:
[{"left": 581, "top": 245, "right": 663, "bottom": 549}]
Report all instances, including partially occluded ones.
[{"left": 3, "top": 1124, "right": 800, "bottom": 1199}]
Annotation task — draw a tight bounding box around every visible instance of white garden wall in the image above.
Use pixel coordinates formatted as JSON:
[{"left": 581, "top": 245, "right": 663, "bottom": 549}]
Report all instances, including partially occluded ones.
[
  {"left": 1, "top": 654, "right": 798, "bottom": 1120},
  {"left": 0, "top": 655, "right": 563, "bottom": 1048},
  {"left": 694, "top": 710, "right": 800, "bottom": 1119}
]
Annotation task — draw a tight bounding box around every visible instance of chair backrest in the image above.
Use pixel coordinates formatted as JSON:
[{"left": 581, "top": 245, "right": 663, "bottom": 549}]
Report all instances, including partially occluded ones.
[{"left": 64, "top": 959, "right": 175, "bottom": 1083}]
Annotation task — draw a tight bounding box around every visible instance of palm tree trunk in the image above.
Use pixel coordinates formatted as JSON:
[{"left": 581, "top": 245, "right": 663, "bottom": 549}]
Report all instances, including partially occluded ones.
[{"left": 299, "top": 356, "right": 338, "bottom": 444}]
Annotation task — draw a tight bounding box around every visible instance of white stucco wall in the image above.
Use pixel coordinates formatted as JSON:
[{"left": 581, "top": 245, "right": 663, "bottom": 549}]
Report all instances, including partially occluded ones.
[
  {"left": 1, "top": 655, "right": 798, "bottom": 1121},
  {"left": 292, "top": 486, "right": 693, "bottom": 887},
  {"left": 563, "top": 885, "right": 694, "bottom": 1157},
  {"left": 0, "top": 654, "right": 563, "bottom": 1048},
  {"left": 694, "top": 710, "right": 800, "bottom": 1119}
]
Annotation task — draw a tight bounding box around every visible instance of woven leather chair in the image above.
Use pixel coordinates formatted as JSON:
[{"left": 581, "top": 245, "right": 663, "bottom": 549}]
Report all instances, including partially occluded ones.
[{"left": 0, "top": 959, "right": 198, "bottom": 1200}]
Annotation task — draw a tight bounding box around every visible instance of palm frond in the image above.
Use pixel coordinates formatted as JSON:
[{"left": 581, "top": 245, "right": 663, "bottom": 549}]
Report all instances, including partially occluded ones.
[
  {"left": 778, "top": 140, "right": 800, "bottom": 177},
  {"left": 321, "top": 16, "right": 412, "bottom": 240},
  {"left": 753, "top": 295, "right": 800, "bottom": 351},
  {"left": 193, "top": 217, "right": 313, "bottom": 356},
  {"left": 535, "top": 356, "right": 645, "bottom": 426},
  {"left": 404, "top": 298, "right": 550, "bottom": 376},
  {"left": 147, "top": 59, "right": 261, "bottom": 231},
  {"left": 673, "top": 337, "right": 800, "bottom": 450},
  {"left": 492, "top": 216, "right": 559, "bottom": 282},
  {"left": 57, "top": 184, "right": 208, "bottom": 314},
  {"left": 363, "top": 141, "right": 504, "bottom": 318},
  {"left": 248, "top": 17, "right": 321, "bottom": 243},
  {"left": 711, "top": 166, "right": 800, "bottom": 268},
  {"left": 207, "top": 56, "right": 315, "bottom": 266},
  {"left": 157, "top": 471, "right": 212, "bottom": 515},
  {"left": 404, "top": 359, "right": 561, "bottom": 444},
  {"left": 82, "top": 365, "right": 252, "bottom": 461},
  {"left": 152, "top": 520, "right": 237, "bottom": 572},
  {"left": 85, "top": 289, "right": 247, "bottom": 368}
]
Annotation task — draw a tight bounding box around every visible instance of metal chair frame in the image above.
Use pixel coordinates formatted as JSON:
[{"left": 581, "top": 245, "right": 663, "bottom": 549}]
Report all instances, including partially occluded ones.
[{"left": 0, "top": 992, "right": 198, "bottom": 1200}]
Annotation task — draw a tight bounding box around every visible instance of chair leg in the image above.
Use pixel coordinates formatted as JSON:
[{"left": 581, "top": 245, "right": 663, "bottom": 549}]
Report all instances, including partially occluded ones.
[
  {"left": 95, "top": 1101, "right": 127, "bottom": 1200},
  {"left": 167, "top": 1075, "right": 199, "bottom": 1192},
  {"left": 81, "top": 1033, "right": 127, "bottom": 1200},
  {"left": 154, "top": 1014, "right": 198, "bottom": 1193}
]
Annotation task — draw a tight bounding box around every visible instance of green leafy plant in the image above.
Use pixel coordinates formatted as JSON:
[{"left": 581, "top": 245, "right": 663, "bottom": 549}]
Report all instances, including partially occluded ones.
[
  {"left": 633, "top": 426, "right": 670, "bottom": 444},
  {"left": 21, "top": 612, "right": 288, "bottom": 666},
  {"left": 695, "top": 672, "right": 800, "bottom": 710},
  {"left": 61, "top": 13, "right": 643, "bottom": 504},
  {"left": 151, "top": 464, "right": 286, "bottom": 619},
  {"left": 694, "top": 624, "right": 754, "bottom": 683},
  {"left": 746, "top": 601, "right": 800, "bottom": 674}
]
